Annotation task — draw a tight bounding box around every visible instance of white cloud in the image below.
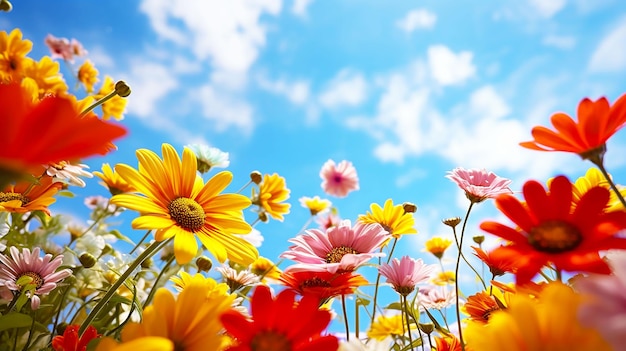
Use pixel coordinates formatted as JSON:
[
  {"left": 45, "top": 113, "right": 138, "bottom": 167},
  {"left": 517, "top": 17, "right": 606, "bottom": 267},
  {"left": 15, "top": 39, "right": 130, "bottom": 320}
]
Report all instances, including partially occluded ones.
[
  {"left": 396, "top": 9, "right": 437, "bottom": 32},
  {"left": 292, "top": 0, "right": 314, "bottom": 17},
  {"left": 123, "top": 61, "right": 178, "bottom": 118},
  {"left": 427, "top": 45, "right": 476, "bottom": 86},
  {"left": 257, "top": 75, "right": 311, "bottom": 105},
  {"left": 466, "top": 85, "right": 511, "bottom": 120},
  {"left": 588, "top": 19, "right": 626, "bottom": 73},
  {"left": 542, "top": 34, "right": 576, "bottom": 49},
  {"left": 374, "top": 143, "right": 406, "bottom": 164},
  {"left": 85, "top": 45, "right": 115, "bottom": 69},
  {"left": 140, "top": 0, "right": 281, "bottom": 74},
  {"left": 319, "top": 69, "right": 368, "bottom": 109},
  {"left": 195, "top": 85, "right": 254, "bottom": 134},
  {"left": 528, "top": 0, "right": 566, "bottom": 18}
]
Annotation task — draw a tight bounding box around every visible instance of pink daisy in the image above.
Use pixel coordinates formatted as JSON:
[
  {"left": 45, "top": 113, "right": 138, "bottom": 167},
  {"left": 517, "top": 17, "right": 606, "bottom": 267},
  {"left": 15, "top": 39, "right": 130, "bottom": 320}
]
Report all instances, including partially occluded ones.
[
  {"left": 44, "top": 34, "right": 74, "bottom": 61},
  {"left": 418, "top": 285, "right": 457, "bottom": 310},
  {"left": 280, "top": 220, "right": 390, "bottom": 273},
  {"left": 0, "top": 247, "right": 72, "bottom": 310},
  {"left": 446, "top": 167, "right": 513, "bottom": 203},
  {"left": 320, "top": 159, "right": 360, "bottom": 198},
  {"left": 379, "top": 256, "right": 436, "bottom": 296}
]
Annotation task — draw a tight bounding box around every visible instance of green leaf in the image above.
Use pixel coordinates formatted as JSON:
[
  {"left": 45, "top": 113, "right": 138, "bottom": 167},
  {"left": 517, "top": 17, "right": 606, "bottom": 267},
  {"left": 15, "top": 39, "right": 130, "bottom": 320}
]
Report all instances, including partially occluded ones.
[{"left": 0, "top": 312, "right": 32, "bottom": 331}]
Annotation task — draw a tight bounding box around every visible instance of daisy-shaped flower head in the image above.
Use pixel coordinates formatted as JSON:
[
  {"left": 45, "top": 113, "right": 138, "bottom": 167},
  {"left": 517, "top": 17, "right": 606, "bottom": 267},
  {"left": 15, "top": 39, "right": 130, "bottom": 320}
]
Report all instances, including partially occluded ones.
[
  {"left": 418, "top": 285, "right": 456, "bottom": 310},
  {"left": 44, "top": 34, "right": 73, "bottom": 61},
  {"left": 358, "top": 199, "right": 417, "bottom": 239},
  {"left": 299, "top": 195, "right": 332, "bottom": 216},
  {"left": 0, "top": 29, "right": 32, "bottom": 82},
  {"left": 250, "top": 256, "right": 282, "bottom": 283},
  {"left": 0, "top": 176, "right": 63, "bottom": 216},
  {"left": 367, "top": 314, "right": 411, "bottom": 341},
  {"left": 93, "top": 163, "right": 136, "bottom": 196},
  {"left": 279, "top": 268, "right": 368, "bottom": 301},
  {"left": 78, "top": 60, "right": 99, "bottom": 93},
  {"left": 0, "top": 247, "right": 72, "bottom": 310},
  {"left": 446, "top": 167, "right": 513, "bottom": 203},
  {"left": 45, "top": 161, "right": 93, "bottom": 187},
  {"left": 558, "top": 167, "right": 626, "bottom": 213},
  {"left": 280, "top": 220, "right": 389, "bottom": 273},
  {"left": 185, "top": 144, "right": 230, "bottom": 173},
  {"left": 520, "top": 93, "right": 626, "bottom": 163},
  {"left": 378, "top": 256, "right": 436, "bottom": 296},
  {"left": 316, "top": 210, "right": 341, "bottom": 230},
  {"left": 320, "top": 159, "right": 359, "bottom": 198},
  {"left": 480, "top": 175, "right": 626, "bottom": 284},
  {"left": 463, "top": 291, "right": 501, "bottom": 324},
  {"left": 434, "top": 336, "right": 463, "bottom": 351},
  {"left": 220, "top": 285, "right": 339, "bottom": 351},
  {"left": 51, "top": 325, "right": 100, "bottom": 351},
  {"left": 110, "top": 143, "right": 258, "bottom": 265},
  {"left": 216, "top": 264, "right": 260, "bottom": 292},
  {"left": 424, "top": 237, "right": 453, "bottom": 259},
  {"left": 252, "top": 173, "right": 291, "bottom": 221},
  {"left": 471, "top": 246, "right": 516, "bottom": 277}
]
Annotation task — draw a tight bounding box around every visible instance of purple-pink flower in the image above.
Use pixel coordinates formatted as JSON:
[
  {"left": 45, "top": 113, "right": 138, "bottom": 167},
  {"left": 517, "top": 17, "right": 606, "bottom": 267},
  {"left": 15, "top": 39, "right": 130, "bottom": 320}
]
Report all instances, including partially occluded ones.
[
  {"left": 280, "top": 220, "right": 389, "bottom": 273},
  {"left": 44, "top": 34, "right": 87, "bottom": 62},
  {"left": 574, "top": 251, "right": 626, "bottom": 350},
  {"left": 446, "top": 167, "right": 512, "bottom": 203},
  {"left": 320, "top": 159, "right": 360, "bottom": 198},
  {"left": 0, "top": 247, "right": 72, "bottom": 310},
  {"left": 379, "top": 256, "right": 436, "bottom": 295}
]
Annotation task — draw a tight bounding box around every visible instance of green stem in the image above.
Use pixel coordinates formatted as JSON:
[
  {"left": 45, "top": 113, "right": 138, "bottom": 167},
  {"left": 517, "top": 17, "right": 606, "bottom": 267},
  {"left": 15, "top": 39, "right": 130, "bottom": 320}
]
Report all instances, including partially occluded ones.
[
  {"left": 79, "top": 238, "right": 170, "bottom": 336},
  {"left": 355, "top": 297, "right": 360, "bottom": 339},
  {"left": 402, "top": 295, "right": 414, "bottom": 351},
  {"left": 454, "top": 202, "right": 475, "bottom": 351},
  {"left": 129, "top": 230, "right": 152, "bottom": 255},
  {"left": 370, "top": 237, "right": 399, "bottom": 325},
  {"left": 592, "top": 159, "right": 626, "bottom": 209},
  {"left": 22, "top": 310, "right": 36, "bottom": 351},
  {"left": 80, "top": 90, "right": 117, "bottom": 117},
  {"left": 341, "top": 294, "right": 350, "bottom": 341}
]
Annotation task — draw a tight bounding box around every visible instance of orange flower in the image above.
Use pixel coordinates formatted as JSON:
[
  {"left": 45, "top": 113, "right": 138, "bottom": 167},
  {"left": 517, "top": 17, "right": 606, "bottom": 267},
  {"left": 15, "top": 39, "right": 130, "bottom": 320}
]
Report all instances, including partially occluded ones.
[
  {"left": 480, "top": 175, "right": 626, "bottom": 284},
  {"left": 0, "top": 176, "right": 63, "bottom": 215},
  {"left": 435, "top": 336, "right": 463, "bottom": 351},
  {"left": 0, "top": 83, "right": 126, "bottom": 179},
  {"left": 253, "top": 173, "right": 291, "bottom": 221},
  {"left": 279, "top": 269, "right": 368, "bottom": 301},
  {"left": 472, "top": 246, "right": 516, "bottom": 277},
  {"left": 464, "top": 291, "right": 501, "bottom": 324},
  {"left": 520, "top": 94, "right": 626, "bottom": 159}
]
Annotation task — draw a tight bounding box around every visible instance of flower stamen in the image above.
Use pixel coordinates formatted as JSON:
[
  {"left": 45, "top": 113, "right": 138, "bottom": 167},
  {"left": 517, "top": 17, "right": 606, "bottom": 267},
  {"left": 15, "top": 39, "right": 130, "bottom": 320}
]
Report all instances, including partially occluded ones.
[
  {"left": 325, "top": 246, "right": 359, "bottom": 263},
  {"left": 0, "top": 192, "right": 29, "bottom": 204},
  {"left": 168, "top": 197, "right": 205, "bottom": 232},
  {"left": 17, "top": 271, "right": 43, "bottom": 289},
  {"left": 528, "top": 220, "right": 582, "bottom": 253},
  {"left": 251, "top": 331, "right": 291, "bottom": 351}
]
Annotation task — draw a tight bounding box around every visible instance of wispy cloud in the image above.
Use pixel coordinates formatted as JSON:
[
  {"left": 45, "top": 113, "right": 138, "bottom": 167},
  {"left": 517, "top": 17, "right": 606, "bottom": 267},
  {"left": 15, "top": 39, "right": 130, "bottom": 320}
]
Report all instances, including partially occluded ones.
[
  {"left": 318, "top": 69, "right": 368, "bottom": 109},
  {"left": 257, "top": 74, "right": 311, "bottom": 105},
  {"left": 542, "top": 34, "right": 576, "bottom": 49},
  {"left": 122, "top": 60, "right": 179, "bottom": 118},
  {"left": 528, "top": 0, "right": 567, "bottom": 18},
  {"left": 292, "top": 0, "right": 314, "bottom": 18},
  {"left": 396, "top": 9, "right": 437, "bottom": 32},
  {"left": 194, "top": 85, "right": 255, "bottom": 134},
  {"left": 588, "top": 18, "right": 626, "bottom": 73},
  {"left": 427, "top": 45, "right": 476, "bottom": 86}
]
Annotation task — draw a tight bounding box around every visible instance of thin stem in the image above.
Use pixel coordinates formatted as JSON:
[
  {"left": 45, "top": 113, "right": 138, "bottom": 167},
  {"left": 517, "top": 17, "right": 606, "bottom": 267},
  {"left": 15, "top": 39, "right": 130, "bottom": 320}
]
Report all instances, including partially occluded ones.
[
  {"left": 129, "top": 230, "right": 152, "bottom": 255},
  {"left": 80, "top": 90, "right": 117, "bottom": 117},
  {"left": 556, "top": 269, "right": 562, "bottom": 282},
  {"left": 451, "top": 228, "right": 486, "bottom": 290},
  {"left": 49, "top": 276, "right": 75, "bottom": 346},
  {"left": 402, "top": 295, "right": 414, "bottom": 351},
  {"left": 355, "top": 297, "right": 360, "bottom": 339},
  {"left": 454, "top": 202, "right": 475, "bottom": 351},
  {"left": 341, "top": 294, "right": 350, "bottom": 341},
  {"left": 79, "top": 238, "right": 170, "bottom": 336},
  {"left": 298, "top": 215, "right": 315, "bottom": 234},
  {"left": 22, "top": 310, "right": 36, "bottom": 351},
  {"left": 593, "top": 159, "right": 626, "bottom": 209},
  {"left": 236, "top": 180, "right": 252, "bottom": 194},
  {"left": 386, "top": 237, "right": 399, "bottom": 264},
  {"left": 427, "top": 335, "right": 434, "bottom": 351}
]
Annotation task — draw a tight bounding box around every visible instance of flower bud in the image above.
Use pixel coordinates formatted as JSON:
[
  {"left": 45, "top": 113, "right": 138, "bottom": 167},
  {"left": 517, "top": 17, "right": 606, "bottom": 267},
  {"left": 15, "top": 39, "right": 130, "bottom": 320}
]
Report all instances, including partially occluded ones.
[
  {"left": 419, "top": 323, "right": 435, "bottom": 334},
  {"left": 141, "top": 257, "right": 153, "bottom": 269},
  {"left": 114, "top": 81, "right": 131, "bottom": 97},
  {"left": 402, "top": 202, "right": 418, "bottom": 214},
  {"left": 473, "top": 235, "right": 485, "bottom": 245},
  {"left": 79, "top": 253, "right": 97, "bottom": 268},
  {"left": 0, "top": 0, "right": 12, "bottom": 12},
  {"left": 442, "top": 217, "right": 461, "bottom": 228},
  {"left": 250, "top": 171, "right": 263, "bottom": 184},
  {"left": 196, "top": 256, "right": 213, "bottom": 272},
  {"left": 258, "top": 211, "right": 269, "bottom": 223}
]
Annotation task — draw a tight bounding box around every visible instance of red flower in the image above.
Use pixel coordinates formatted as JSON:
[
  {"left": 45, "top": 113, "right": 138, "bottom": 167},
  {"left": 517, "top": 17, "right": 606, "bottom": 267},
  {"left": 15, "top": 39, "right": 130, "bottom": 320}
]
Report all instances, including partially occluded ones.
[
  {"left": 0, "top": 83, "right": 126, "bottom": 175},
  {"left": 51, "top": 325, "right": 99, "bottom": 351},
  {"left": 480, "top": 175, "right": 626, "bottom": 284},
  {"left": 279, "top": 269, "right": 368, "bottom": 301},
  {"left": 520, "top": 94, "right": 626, "bottom": 158},
  {"left": 220, "top": 285, "right": 339, "bottom": 351},
  {"left": 471, "top": 246, "right": 516, "bottom": 277}
]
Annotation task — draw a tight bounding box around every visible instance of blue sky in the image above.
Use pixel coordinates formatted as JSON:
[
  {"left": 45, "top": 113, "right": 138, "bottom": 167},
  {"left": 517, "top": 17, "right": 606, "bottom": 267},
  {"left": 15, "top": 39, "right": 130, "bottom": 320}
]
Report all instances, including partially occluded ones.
[{"left": 4, "top": 0, "right": 626, "bottom": 333}]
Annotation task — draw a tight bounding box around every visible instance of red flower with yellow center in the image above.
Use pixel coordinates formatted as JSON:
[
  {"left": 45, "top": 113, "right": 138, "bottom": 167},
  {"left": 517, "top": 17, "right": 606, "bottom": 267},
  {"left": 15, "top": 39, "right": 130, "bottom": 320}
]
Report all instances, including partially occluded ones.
[
  {"left": 279, "top": 269, "right": 368, "bottom": 301},
  {"left": 480, "top": 175, "right": 626, "bottom": 284}
]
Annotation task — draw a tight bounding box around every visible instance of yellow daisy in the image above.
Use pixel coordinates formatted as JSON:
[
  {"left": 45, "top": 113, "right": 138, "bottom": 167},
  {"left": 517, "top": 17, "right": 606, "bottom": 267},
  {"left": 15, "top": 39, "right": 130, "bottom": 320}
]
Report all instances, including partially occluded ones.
[
  {"left": 78, "top": 59, "right": 99, "bottom": 93},
  {"left": 93, "top": 163, "right": 136, "bottom": 195},
  {"left": 112, "top": 274, "right": 235, "bottom": 351},
  {"left": 0, "top": 28, "right": 32, "bottom": 82},
  {"left": 299, "top": 195, "right": 332, "bottom": 215},
  {"left": 250, "top": 256, "right": 282, "bottom": 282},
  {"left": 22, "top": 55, "right": 67, "bottom": 98},
  {"left": 252, "top": 173, "right": 291, "bottom": 221},
  {"left": 94, "top": 75, "right": 127, "bottom": 120},
  {"left": 465, "top": 282, "right": 611, "bottom": 351},
  {"left": 431, "top": 271, "right": 456, "bottom": 286},
  {"left": 110, "top": 143, "right": 258, "bottom": 265},
  {"left": 358, "top": 198, "right": 417, "bottom": 238},
  {"left": 367, "top": 314, "right": 410, "bottom": 341},
  {"left": 567, "top": 167, "right": 626, "bottom": 212},
  {"left": 424, "top": 237, "right": 453, "bottom": 259}
]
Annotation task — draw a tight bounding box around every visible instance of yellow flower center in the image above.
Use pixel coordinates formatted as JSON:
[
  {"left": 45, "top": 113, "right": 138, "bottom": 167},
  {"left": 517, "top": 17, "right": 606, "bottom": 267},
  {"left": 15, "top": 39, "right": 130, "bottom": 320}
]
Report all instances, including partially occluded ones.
[
  {"left": 528, "top": 220, "right": 582, "bottom": 253},
  {"left": 251, "top": 331, "right": 291, "bottom": 351},
  {"left": 168, "top": 197, "right": 206, "bottom": 232},
  {"left": 300, "top": 277, "right": 331, "bottom": 289},
  {"left": 50, "top": 161, "right": 68, "bottom": 170},
  {"left": 17, "top": 271, "right": 43, "bottom": 289},
  {"left": 0, "top": 192, "right": 29, "bottom": 204},
  {"left": 325, "top": 246, "right": 359, "bottom": 263}
]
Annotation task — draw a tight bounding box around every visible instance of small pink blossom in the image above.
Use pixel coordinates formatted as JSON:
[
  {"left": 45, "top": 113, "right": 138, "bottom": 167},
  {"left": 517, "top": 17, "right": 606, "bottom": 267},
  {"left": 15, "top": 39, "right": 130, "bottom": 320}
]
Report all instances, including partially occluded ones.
[
  {"left": 280, "top": 220, "right": 389, "bottom": 273},
  {"left": 320, "top": 159, "right": 360, "bottom": 198},
  {"left": 575, "top": 251, "right": 626, "bottom": 350},
  {"left": 446, "top": 167, "right": 512, "bottom": 203},
  {"left": 44, "top": 34, "right": 87, "bottom": 62},
  {"left": 418, "top": 285, "right": 457, "bottom": 310},
  {"left": 316, "top": 211, "right": 342, "bottom": 230},
  {"left": 379, "top": 256, "right": 436, "bottom": 295},
  {"left": 0, "top": 247, "right": 72, "bottom": 310}
]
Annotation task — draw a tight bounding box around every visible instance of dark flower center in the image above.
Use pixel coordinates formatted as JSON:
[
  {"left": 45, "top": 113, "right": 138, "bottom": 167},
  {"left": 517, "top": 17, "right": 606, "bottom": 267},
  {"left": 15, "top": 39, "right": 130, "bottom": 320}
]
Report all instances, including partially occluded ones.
[
  {"left": 300, "top": 277, "right": 331, "bottom": 289},
  {"left": 168, "top": 197, "right": 205, "bottom": 232},
  {"left": 528, "top": 220, "right": 582, "bottom": 253},
  {"left": 17, "top": 271, "right": 43, "bottom": 289},
  {"left": 251, "top": 331, "right": 291, "bottom": 351},
  {"left": 325, "top": 246, "right": 359, "bottom": 263},
  {"left": 482, "top": 306, "right": 500, "bottom": 321},
  {"left": 0, "top": 192, "right": 29, "bottom": 205}
]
